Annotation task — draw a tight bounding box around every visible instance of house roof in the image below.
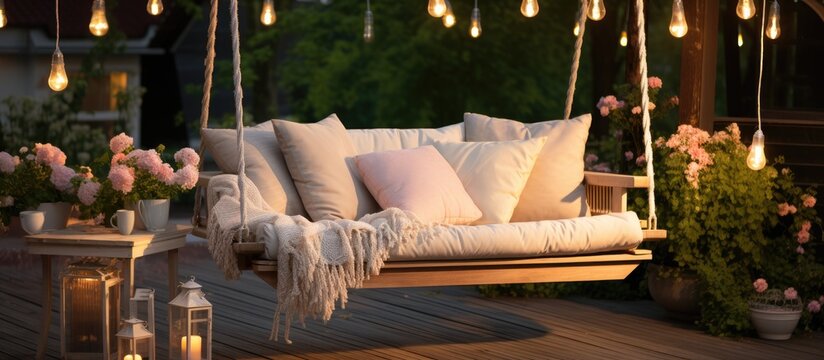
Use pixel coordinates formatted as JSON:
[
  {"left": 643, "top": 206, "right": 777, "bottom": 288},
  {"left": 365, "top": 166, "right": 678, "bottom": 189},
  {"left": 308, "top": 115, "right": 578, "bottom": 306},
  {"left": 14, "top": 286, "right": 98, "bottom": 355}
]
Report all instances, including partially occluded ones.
[{"left": 5, "top": 0, "right": 165, "bottom": 39}]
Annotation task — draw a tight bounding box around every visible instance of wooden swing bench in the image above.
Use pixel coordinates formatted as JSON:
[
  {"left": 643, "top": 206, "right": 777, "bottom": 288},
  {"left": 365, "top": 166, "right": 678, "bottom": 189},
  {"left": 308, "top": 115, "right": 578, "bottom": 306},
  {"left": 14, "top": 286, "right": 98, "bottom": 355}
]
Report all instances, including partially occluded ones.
[{"left": 191, "top": 170, "right": 666, "bottom": 289}]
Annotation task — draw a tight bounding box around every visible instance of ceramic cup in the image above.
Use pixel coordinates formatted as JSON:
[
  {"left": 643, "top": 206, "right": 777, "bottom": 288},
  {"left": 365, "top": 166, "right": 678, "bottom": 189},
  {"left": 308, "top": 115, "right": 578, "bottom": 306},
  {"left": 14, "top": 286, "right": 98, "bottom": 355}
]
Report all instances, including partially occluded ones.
[
  {"left": 20, "top": 211, "right": 45, "bottom": 235},
  {"left": 110, "top": 209, "right": 135, "bottom": 235},
  {"left": 138, "top": 199, "right": 169, "bottom": 232}
]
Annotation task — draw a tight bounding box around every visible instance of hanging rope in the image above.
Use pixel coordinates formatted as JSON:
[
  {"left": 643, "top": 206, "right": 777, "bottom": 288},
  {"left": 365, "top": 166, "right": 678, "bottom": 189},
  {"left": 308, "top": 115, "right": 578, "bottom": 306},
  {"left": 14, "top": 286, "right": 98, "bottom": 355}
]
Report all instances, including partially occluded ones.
[
  {"left": 563, "top": 0, "right": 588, "bottom": 120},
  {"left": 229, "top": 0, "right": 249, "bottom": 241},
  {"left": 193, "top": 0, "right": 219, "bottom": 227},
  {"left": 634, "top": 0, "right": 657, "bottom": 229}
]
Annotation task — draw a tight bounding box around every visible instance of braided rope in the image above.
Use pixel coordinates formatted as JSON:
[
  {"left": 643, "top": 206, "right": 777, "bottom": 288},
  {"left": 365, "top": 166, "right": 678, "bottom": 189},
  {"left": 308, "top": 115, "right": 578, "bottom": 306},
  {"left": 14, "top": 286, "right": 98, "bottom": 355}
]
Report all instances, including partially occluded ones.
[
  {"left": 635, "top": 0, "right": 657, "bottom": 229},
  {"left": 563, "top": 0, "right": 588, "bottom": 120},
  {"left": 192, "top": 0, "right": 219, "bottom": 227},
  {"left": 229, "top": 0, "right": 249, "bottom": 240}
]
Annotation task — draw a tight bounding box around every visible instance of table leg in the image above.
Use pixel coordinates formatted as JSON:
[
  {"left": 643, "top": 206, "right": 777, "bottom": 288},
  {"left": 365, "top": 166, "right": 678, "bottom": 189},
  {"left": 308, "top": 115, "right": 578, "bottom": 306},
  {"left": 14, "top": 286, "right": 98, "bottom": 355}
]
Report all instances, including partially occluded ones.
[
  {"left": 122, "top": 258, "right": 135, "bottom": 316},
  {"left": 168, "top": 248, "right": 179, "bottom": 299},
  {"left": 36, "top": 255, "right": 51, "bottom": 360}
]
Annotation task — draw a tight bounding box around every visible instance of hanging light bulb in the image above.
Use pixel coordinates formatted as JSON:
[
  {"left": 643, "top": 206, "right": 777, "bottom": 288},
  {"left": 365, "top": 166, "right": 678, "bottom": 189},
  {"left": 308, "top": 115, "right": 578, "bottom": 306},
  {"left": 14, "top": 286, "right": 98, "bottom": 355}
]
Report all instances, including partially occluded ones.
[
  {"left": 89, "top": 0, "right": 109, "bottom": 37},
  {"left": 765, "top": 1, "right": 780, "bottom": 39},
  {"left": 587, "top": 0, "right": 606, "bottom": 21},
  {"left": 428, "top": 0, "right": 447, "bottom": 18},
  {"left": 147, "top": 0, "right": 164, "bottom": 15},
  {"left": 260, "top": 0, "right": 276, "bottom": 26},
  {"left": 738, "top": 29, "right": 744, "bottom": 47},
  {"left": 442, "top": 0, "right": 456, "bottom": 28},
  {"left": 469, "top": 2, "right": 481, "bottom": 38},
  {"left": 573, "top": 21, "right": 580, "bottom": 36},
  {"left": 736, "top": 0, "right": 756, "bottom": 20},
  {"left": 48, "top": 49, "right": 68, "bottom": 92},
  {"left": 0, "top": 0, "right": 7, "bottom": 29},
  {"left": 364, "top": 0, "right": 374, "bottom": 43},
  {"left": 619, "top": 30, "right": 628, "bottom": 47},
  {"left": 669, "top": 0, "right": 688, "bottom": 38},
  {"left": 520, "top": 0, "right": 539, "bottom": 18},
  {"left": 747, "top": 130, "right": 766, "bottom": 170}
]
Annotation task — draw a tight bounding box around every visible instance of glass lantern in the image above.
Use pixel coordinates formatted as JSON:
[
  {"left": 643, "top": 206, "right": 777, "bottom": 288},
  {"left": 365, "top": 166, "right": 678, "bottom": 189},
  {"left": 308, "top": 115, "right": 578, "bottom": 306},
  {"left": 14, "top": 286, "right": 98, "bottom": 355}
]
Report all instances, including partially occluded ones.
[
  {"left": 129, "top": 288, "right": 155, "bottom": 358},
  {"left": 169, "top": 276, "right": 212, "bottom": 360},
  {"left": 60, "top": 259, "right": 121, "bottom": 359},
  {"left": 116, "top": 317, "right": 154, "bottom": 360}
]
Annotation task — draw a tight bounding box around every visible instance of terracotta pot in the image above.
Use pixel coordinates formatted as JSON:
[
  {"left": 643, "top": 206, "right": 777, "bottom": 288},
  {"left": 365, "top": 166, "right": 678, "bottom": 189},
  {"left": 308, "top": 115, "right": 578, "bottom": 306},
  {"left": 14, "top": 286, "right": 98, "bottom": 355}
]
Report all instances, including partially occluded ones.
[
  {"left": 36, "top": 202, "right": 72, "bottom": 230},
  {"left": 750, "top": 307, "right": 801, "bottom": 340},
  {"left": 647, "top": 264, "right": 700, "bottom": 320}
]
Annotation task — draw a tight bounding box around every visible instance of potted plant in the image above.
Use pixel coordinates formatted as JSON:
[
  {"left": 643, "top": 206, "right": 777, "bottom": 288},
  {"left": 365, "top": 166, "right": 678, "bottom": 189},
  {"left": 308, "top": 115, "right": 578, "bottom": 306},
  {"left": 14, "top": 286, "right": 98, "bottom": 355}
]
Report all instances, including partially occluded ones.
[{"left": 748, "top": 279, "right": 802, "bottom": 340}]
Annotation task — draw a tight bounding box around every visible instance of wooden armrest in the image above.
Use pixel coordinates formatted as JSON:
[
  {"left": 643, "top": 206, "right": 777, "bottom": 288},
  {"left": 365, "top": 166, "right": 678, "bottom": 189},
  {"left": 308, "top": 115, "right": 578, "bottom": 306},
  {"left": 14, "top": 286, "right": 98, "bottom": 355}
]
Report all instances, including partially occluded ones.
[
  {"left": 197, "top": 171, "right": 224, "bottom": 187},
  {"left": 584, "top": 171, "right": 649, "bottom": 188}
]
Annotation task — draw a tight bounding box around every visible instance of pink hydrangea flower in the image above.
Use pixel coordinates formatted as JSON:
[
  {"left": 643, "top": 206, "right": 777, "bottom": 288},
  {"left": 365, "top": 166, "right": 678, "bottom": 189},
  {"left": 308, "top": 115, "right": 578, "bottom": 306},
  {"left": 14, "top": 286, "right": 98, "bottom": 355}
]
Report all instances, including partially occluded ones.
[
  {"left": 109, "top": 165, "right": 135, "bottom": 194},
  {"left": 0, "top": 152, "right": 17, "bottom": 173},
  {"left": 157, "top": 163, "right": 175, "bottom": 185},
  {"left": 808, "top": 300, "right": 821, "bottom": 313},
  {"left": 784, "top": 287, "right": 798, "bottom": 300},
  {"left": 797, "top": 229, "right": 810, "bottom": 244},
  {"left": 174, "top": 165, "right": 199, "bottom": 190},
  {"left": 109, "top": 133, "right": 134, "bottom": 154},
  {"left": 77, "top": 181, "right": 101, "bottom": 206},
  {"left": 753, "top": 278, "right": 768, "bottom": 293},
  {"left": 111, "top": 152, "right": 127, "bottom": 166},
  {"left": 585, "top": 153, "right": 599, "bottom": 165},
  {"left": 599, "top": 106, "right": 610, "bottom": 117},
  {"left": 625, "top": 151, "right": 634, "bottom": 161},
  {"left": 796, "top": 245, "right": 805, "bottom": 255},
  {"left": 631, "top": 106, "right": 642, "bottom": 115},
  {"left": 801, "top": 194, "right": 817, "bottom": 208},
  {"left": 34, "top": 143, "right": 67, "bottom": 166},
  {"left": 174, "top": 148, "right": 200, "bottom": 167},
  {"left": 777, "top": 202, "right": 791, "bottom": 217},
  {"left": 636, "top": 154, "right": 647, "bottom": 166},
  {"left": 802, "top": 221, "right": 812, "bottom": 232},
  {"left": 78, "top": 166, "right": 93, "bottom": 179},
  {"left": 648, "top": 76, "right": 663, "bottom": 89},
  {"left": 129, "top": 149, "right": 164, "bottom": 175},
  {"left": 49, "top": 164, "right": 77, "bottom": 192}
]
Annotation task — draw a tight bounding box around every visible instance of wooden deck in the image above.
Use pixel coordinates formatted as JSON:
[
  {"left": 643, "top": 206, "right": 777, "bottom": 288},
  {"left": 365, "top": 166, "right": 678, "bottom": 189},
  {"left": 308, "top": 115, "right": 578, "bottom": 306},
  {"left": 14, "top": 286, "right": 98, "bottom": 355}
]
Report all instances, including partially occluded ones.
[{"left": 1, "top": 229, "right": 823, "bottom": 359}]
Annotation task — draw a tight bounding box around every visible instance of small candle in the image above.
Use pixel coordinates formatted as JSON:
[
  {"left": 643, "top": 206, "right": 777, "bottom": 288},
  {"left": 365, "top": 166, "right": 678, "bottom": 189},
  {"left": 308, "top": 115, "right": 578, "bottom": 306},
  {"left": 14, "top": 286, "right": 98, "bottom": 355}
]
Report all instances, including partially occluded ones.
[
  {"left": 181, "top": 335, "right": 202, "bottom": 360},
  {"left": 124, "top": 355, "right": 142, "bottom": 360}
]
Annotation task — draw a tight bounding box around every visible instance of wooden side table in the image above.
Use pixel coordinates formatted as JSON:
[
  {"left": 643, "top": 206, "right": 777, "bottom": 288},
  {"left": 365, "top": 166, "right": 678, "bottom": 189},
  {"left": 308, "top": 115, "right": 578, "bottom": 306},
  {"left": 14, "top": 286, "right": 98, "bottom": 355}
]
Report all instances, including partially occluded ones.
[{"left": 25, "top": 223, "right": 191, "bottom": 360}]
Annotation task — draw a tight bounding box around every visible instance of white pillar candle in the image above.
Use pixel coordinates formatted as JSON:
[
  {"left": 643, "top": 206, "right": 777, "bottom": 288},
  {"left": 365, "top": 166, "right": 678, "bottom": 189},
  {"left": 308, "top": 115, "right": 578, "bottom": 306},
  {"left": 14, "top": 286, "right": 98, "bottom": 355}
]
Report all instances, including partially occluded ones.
[{"left": 181, "top": 335, "right": 202, "bottom": 360}]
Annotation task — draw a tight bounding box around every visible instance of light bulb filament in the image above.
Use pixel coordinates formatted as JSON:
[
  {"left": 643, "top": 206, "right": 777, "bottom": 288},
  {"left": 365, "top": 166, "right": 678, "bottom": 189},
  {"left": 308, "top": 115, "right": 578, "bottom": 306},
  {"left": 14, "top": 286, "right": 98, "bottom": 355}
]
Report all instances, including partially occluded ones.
[
  {"left": 521, "top": 0, "right": 539, "bottom": 18},
  {"left": 147, "top": 0, "right": 164, "bottom": 15},
  {"left": 766, "top": 1, "right": 781, "bottom": 39},
  {"left": 619, "top": 31, "right": 628, "bottom": 47},
  {"left": 746, "top": 130, "right": 766, "bottom": 170},
  {"left": 736, "top": 0, "right": 756, "bottom": 20},
  {"left": 588, "top": 0, "right": 606, "bottom": 21},
  {"left": 573, "top": 22, "right": 580, "bottom": 36},
  {"left": 669, "top": 0, "right": 688, "bottom": 38},
  {"left": 89, "top": 0, "right": 109, "bottom": 37},
  {"left": 428, "top": 0, "right": 447, "bottom": 18},
  {"left": 48, "top": 49, "right": 68, "bottom": 92},
  {"left": 260, "top": 0, "right": 276, "bottom": 26},
  {"left": 364, "top": 10, "right": 374, "bottom": 43},
  {"left": 470, "top": 7, "right": 481, "bottom": 38}
]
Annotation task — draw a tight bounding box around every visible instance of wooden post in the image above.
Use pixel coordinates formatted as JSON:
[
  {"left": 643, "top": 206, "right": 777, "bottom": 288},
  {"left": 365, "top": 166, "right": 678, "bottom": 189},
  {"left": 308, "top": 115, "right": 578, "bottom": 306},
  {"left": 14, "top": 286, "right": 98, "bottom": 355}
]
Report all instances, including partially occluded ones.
[{"left": 678, "top": 0, "right": 719, "bottom": 130}]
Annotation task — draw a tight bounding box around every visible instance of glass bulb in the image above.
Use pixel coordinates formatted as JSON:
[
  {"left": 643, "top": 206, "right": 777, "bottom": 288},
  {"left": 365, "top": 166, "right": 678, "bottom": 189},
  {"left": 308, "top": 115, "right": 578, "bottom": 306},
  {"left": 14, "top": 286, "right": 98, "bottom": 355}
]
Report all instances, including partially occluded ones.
[
  {"left": 736, "top": 0, "right": 756, "bottom": 20},
  {"left": 747, "top": 130, "right": 766, "bottom": 170},
  {"left": 738, "top": 32, "right": 744, "bottom": 47},
  {"left": 48, "top": 49, "right": 68, "bottom": 92},
  {"left": 364, "top": 10, "right": 374, "bottom": 43},
  {"left": 669, "top": 0, "right": 688, "bottom": 38},
  {"left": 520, "top": 0, "right": 539, "bottom": 18},
  {"left": 587, "top": 0, "right": 606, "bottom": 21},
  {"left": 442, "top": 0, "right": 456, "bottom": 28},
  {"left": 260, "top": 0, "right": 276, "bottom": 26},
  {"left": 147, "top": 0, "right": 164, "bottom": 15},
  {"left": 0, "top": 1, "right": 7, "bottom": 29},
  {"left": 573, "top": 22, "right": 580, "bottom": 36},
  {"left": 619, "top": 31, "right": 628, "bottom": 47},
  {"left": 470, "top": 7, "right": 481, "bottom": 38},
  {"left": 428, "top": 0, "right": 446, "bottom": 17},
  {"left": 766, "top": 1, "right": 780, "bottom": 39},
  {"left": 89, "top": 0, "right": 109, "bottom": 37}
]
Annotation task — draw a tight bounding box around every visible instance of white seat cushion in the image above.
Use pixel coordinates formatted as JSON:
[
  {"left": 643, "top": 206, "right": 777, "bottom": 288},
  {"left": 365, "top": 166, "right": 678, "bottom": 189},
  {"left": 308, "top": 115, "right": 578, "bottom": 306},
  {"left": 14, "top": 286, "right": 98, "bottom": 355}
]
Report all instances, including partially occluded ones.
[{"left": 258, "top": 212, "right": 643, "bottom": 261}]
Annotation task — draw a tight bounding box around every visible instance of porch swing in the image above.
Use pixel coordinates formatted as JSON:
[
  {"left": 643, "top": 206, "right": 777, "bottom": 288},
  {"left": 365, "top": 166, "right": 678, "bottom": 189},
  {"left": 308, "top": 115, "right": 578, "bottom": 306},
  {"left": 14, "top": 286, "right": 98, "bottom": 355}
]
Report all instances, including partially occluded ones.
[{"left": 192, "top": 0, "right": 667, "bottom": 292}]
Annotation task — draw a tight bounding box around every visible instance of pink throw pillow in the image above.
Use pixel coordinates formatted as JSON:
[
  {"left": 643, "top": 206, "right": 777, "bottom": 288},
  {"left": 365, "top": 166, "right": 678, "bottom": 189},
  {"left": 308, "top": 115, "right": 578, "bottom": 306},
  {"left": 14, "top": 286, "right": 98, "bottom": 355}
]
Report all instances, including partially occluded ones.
[{"left": 355, "top": 146, "right": 482, "bottom": 225}]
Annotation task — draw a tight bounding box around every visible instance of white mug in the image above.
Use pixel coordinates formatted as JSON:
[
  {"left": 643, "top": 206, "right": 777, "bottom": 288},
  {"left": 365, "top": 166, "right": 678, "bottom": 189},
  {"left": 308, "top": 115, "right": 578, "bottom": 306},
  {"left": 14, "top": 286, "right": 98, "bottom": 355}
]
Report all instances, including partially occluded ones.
[
  {"left": 20, "top": 211, "right": 45, "bottom": 235},
  {"left": 110, "top": 209, "right": 135, "bottom": 235},
  {"left": 138, "top": 199, "right": 169, "bottom": 232}
]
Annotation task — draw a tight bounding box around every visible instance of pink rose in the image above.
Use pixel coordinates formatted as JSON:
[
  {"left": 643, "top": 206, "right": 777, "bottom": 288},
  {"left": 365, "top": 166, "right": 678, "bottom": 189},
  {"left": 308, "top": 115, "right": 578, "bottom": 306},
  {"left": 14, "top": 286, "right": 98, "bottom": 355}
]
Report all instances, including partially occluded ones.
[
  {"left": 49, "top": 164, "right": 77, "bottom": 192},
  {"left": 78, "top": 181, "right": 101, "bottom": 206},
  {"left": 624, "top": 151, "right": 634, "bottom": 161},
  {"left": 109, "top": 165, "right": 135, "bottom": 194},
  {"left": 802, "top": 221, "right": 812, "bottom": 232},
  {"left": 753, "top": 278, "right": 768, "bottom": 293},
  {"left": 808, "top": 300, "right": 821, "bottom": 313},
  {"left": 34, "top": 143, "right": 67, "bottom": 166},
  {"left": 648, "top": 76, "right": 663, "bottom": 89},
  {"left": 631, "top": 106, "right": 641, "bottom": 115},
  {"left": 801, "top": 194, "right": 816, "bottom": 208},
  {"left": 174, "top": 165, "right": 199, "bottom": 190},
  {"left": 174, "top": 148, "right": 200, "bottom": 167},
  {"left": 797, "top": 229, "right": 810, "bottom": 244},
  {"left": 635, "top": 154, "right": 646, "bottom": 166},
  {"left": 796, "top": 245, "right": 805, "bottom": 255},
  {"left": 109, "top": 133, "right": 134, "bottom": 154},
  {"left": 599, "top": 106, "right": 610, "bottom": 117},
  {"left": 0, "top": 152, "right": 16, "bottom": 173},
  {"left": 788, "top": 205, "right": 798, "bottom": 214},
  {"left": 777, "top": 203, "right": 791, "bottom": 217},
  {"left": 784, "top": 287, "right": 798, "bottom": 301}
]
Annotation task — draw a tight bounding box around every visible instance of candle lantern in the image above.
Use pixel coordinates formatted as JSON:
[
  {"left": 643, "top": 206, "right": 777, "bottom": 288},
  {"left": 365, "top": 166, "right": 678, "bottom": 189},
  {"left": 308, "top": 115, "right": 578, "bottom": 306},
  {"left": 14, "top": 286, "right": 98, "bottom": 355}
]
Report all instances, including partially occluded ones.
[
  {"left": 169, "top": 276, "right": 212, "bottom": 360},
  {"left": 60, "top": 259, "right": 121, "bottom": 359},
  {"left": 116, "top": 318, "right": 154, "bottom": 360},
  {"left": 130, "top": 288, "right": 155, "bottom": 357}
]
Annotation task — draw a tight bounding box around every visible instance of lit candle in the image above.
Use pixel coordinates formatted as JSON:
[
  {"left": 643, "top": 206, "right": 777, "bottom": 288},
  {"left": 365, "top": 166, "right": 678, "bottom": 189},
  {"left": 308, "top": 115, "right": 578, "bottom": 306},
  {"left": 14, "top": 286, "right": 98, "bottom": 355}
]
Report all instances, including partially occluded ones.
[
  {"left": 124, "top": 355, "right": 142, "bottom": 360},
  {"left": 181, "top": 335, "right": 202, "bottom": 360}
]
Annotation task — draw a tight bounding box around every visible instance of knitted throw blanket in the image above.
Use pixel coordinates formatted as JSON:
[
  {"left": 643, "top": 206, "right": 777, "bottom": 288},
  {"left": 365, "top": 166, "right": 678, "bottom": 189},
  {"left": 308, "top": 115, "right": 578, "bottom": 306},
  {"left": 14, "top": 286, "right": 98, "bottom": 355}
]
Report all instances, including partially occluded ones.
[{"left": 206, "top": 175, "right": 435, "bottom": 343}]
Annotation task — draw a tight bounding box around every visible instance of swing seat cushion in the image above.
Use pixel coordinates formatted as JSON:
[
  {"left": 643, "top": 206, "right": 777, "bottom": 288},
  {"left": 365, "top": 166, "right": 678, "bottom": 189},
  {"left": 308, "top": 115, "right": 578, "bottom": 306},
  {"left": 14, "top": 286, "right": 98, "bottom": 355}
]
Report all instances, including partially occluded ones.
[{"left": 257, "top": 211, "right": 644, "bottom": 261}]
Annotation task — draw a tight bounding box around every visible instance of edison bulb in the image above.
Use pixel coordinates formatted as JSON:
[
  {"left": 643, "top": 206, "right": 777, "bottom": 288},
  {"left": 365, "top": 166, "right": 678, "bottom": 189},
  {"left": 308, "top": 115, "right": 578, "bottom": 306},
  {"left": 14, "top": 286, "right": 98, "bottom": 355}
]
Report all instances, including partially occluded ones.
[
  {"left": 738, "top": 32, "right": 744, "bottom": 47},
  {"left": 587, "top": 0, "right": 606, "bottom": 21},
  {"left": 521, "top": 0, "right": 539, "bottom": 18},
  {"left": 442, "top": 1, "right": 456, "bottom": 28},
  {"left": 260, "top": 0, "right": 276, "bottom": 26},
  {"left": 428, "top": 0, "right": 446, "bottom": 17},
  {"left": 747, "top": 130, "right": 766, "bottom": 170},
  {"left": 736, "top": 0, "right": 756, "bottom": 20},
  {"left": 0, "top": 1, "right": 7, "bottom": 29},
  {"left": 147, "top": 0, "right": 164, "bottom": 15},
  {"left": 364, "top": 10, "right": 374, "bottom": 43},
  {"left": 89, "top": 0, "right": 109, "bottom": 37},
  {"left": 619, "top": 31, "right": 628, "bottom": 47},
  {"left": 766, "top": 1, "right": 781, "bottom": 39},
  {"left": 573, "top": 22, "right": 580, "bottom": 36},
  {"left": 48, "top": 49, "right": 68, "bottom": 92},
  {"left": 470, "top": 7, "right": 481, "bottom": 38},
  {"left": 669, "top": 0, "right": 688, "bottom": 38}
]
